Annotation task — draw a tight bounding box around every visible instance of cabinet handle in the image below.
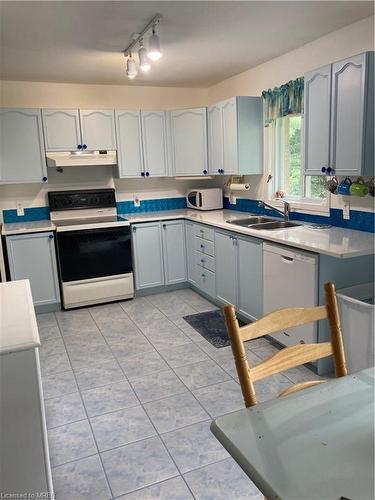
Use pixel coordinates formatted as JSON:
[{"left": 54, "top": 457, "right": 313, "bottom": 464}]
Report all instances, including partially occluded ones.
[
  {"left": 321, "top": 167, "right": 326, "bottom": 174},
  {"left": 201, "top": 273, "right": 205, "bottom": 278},
  {"left": 141, "top": 172, "right": 145, "bottom": 177},
  {"left": 145, "top": 172, "right": 150, "bottom": 177},
  {"left": 48, "top": 234, "right": 54, "bottom": 240},
  {"left": 203, "top": 169, "right": 208, "bottom": 175},
  {"left": 82, "top": 144, "right": 87, "bottom": 149},
  {"left": 133, "top": 226, "right": 137, "bottom": 232},
  {"left": 326, "top": 167, "right": 332, "bottom": 174},
  {"left": 200, "top": 244, "right": 204, "bottom": 249},
  {"left": 42, "top": 176, "right": 48, "bottom": 182},
  {"left": 200, "top": 259, "right": 204, "bottom": 263},
  {"left": 162, "top": 224, "right": 166, "bottom": 229},
  {"left": 77, "top": 144, "right": 82, "bottom": 150}
]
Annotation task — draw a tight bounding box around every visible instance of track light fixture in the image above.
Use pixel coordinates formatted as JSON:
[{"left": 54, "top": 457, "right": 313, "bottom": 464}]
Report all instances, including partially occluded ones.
[{"left": 123, "top": 14, "right": 163, "bottom": 79}]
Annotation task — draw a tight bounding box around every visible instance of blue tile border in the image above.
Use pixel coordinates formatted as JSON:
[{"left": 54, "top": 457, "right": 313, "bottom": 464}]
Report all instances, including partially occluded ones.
[
  {"left": 116, "top": 197, "right": 187, "bottom": 214},
  {"left": 2, "top": 196, "right": 373, "bottom": 233},
  {"left": 223, "top": 196, "right": 375, "bottom": 233},
  {"left": 3, "top": 206, "right": 50, "bottom": 223}
]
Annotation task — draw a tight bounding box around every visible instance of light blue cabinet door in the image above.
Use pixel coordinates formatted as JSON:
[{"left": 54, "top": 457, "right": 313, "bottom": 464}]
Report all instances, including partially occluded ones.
[
  {"left": 6, "top": 232, "right": 60, "bottom": 307},
  {"left": 141, "top": 111, "right": 168, "bottom": 177},
  {"left": 132, "top": 222, "right": 164, "bottom": 289},
  {"left": 162, "top": 220, "right": 187, "bottom": 285},
  {"left": 42, "top": 109, "right": 81, "bottom": 151},
  {"left": 304, "top": 65, "right": 332, "bottom": 175},
  {"left": 331, "top": 53, "right": 367, "bottom": 176},
  {"left": 222, "top": 97, "right": 238, "bottom": 175},
  {"left": 185, "top": 221, "right": 198, "bottom": 286},
  {"left": 80, "top": 109, "right": 116, "bottom": 150},
  {"left": 115, "top": 110, "right": 143, "bottom": 178},
  {"left": 208, "top": 103, "right": 223, "bottom": 174},
  {"left": 237, "top": 236, "right": 263, "bottom": 321},
  {"left": 170, "top": 108, "right": 208, "bottom": 176},
  {"left": 215, "top": 230, "right": 237, "bottom": 305},
  {"left": 0, "top": 108, "right": 47, "bottom": 184}
]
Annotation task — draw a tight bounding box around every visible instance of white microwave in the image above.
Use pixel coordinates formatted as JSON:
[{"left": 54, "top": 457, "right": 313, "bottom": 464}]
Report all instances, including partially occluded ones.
[{"left": 186, "top": 188, "right": 223, "bottom": 210}]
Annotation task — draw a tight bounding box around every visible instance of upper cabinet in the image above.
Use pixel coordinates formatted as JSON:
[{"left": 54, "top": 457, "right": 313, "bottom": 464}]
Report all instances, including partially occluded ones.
[
  {"left": 140, "top": 111, "right": 168, "bottom": 177},
  {"left": 42, "top": 109, "right": 81, "bottom": 151},
  {"left": 208, "top": 96, "right": 263, "bottom": 176},
  {"left": 170, "top": 108, "right": 208, "bottom": 176},
  {"left": 304, "top": 51, "right": 374, "bottom": 177},
  {"left": 0, "top": 108, "right": 48, "bottom": 184},
  {"left": 116, "top": 110, "right": 168, "bottom": 178},
  {"left": 115, "top": 110, "right": 143, "bottom": 178},
  {"left": 42, "top": 108, "right": 116, "bottom": 151},
  {"left": 80, "top": 109, "right": 116, "bottom": 150}
]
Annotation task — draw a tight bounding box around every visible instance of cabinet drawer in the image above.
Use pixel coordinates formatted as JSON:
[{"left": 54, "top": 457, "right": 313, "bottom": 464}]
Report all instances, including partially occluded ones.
[
  {"left": 195, "top": 236, "right": 215, "bottom": 256},
  {"left": 196, "top": 267, "right": 215, "bottom": 297},
  {"left": 194, "top": 224, "right": 214, "bottom": 242},
  {"left": 195, "top": 251, "right": 215, "bottom": 272}
]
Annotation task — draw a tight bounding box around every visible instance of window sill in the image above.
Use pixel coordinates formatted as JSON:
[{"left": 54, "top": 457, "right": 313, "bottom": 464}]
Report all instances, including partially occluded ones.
[{"left": 267, "top": 197, "right": 330, "bottom": 216}]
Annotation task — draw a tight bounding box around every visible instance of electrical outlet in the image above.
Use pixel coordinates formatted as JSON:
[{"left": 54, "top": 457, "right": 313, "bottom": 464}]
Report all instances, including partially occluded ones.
[
  {"left": 16, "top": 202, "right": 24, "bottom": 216},
  {"left": 229, "top": 193, "right": 237, "bottom": 205},
  {"left": 343, "top": 202, "right": 350, "bottom": 220},
  {"left": 133, "top": 194, "right": 140, "bottom": 207}
]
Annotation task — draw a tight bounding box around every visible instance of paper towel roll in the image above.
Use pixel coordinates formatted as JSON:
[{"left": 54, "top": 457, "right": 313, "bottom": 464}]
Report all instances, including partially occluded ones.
[{"left": 229, "top": 183, "right": 250, "bottom": 191}]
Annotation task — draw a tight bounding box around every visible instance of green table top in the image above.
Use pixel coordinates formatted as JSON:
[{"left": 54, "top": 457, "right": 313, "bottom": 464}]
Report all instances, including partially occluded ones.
[{"left": 211, "top": 368, "right": 375, "bottom": 500}]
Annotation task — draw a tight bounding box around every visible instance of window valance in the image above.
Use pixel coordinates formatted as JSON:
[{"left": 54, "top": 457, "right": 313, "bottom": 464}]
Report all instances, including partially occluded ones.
[{"left": 261, "top": 77, "right": 304, "bottom": 126}]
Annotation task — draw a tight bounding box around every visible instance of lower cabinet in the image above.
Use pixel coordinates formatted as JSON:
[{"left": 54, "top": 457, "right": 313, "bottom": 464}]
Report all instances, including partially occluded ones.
[
  {"left": 215, "top": 229, "right": 263, "bottom": 321},
  {"left": 6, "top": 231, "right": 60, "bottom": 309},
  {"left": 132, "top": 220, "right": 186, "bottom": 290}
]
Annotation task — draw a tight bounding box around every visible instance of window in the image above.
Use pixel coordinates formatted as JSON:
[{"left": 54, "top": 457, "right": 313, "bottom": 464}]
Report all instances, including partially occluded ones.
[{"left": 268, "top": 114, "right": 328, "bottom": 210}]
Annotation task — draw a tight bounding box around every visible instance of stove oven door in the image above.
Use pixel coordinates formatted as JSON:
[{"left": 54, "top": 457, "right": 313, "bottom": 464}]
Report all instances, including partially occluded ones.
[{"left": 56, "top": 226, "right": 132, "bottom": 283}]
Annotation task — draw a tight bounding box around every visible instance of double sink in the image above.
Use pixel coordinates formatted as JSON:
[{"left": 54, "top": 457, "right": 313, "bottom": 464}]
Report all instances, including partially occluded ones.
[{"left": 227, "top": 216, "right": 302, "bottom": 230}]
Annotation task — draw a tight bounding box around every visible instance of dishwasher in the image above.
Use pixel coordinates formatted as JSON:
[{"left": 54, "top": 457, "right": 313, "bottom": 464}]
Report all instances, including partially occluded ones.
[{"left": 263, "top": 243, "right": 318, "bottom": 346}]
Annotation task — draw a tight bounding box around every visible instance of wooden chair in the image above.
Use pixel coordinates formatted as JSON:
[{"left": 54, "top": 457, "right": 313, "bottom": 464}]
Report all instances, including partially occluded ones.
[{"left": 224, "top": 281, "right": 347, "bottom": 407}]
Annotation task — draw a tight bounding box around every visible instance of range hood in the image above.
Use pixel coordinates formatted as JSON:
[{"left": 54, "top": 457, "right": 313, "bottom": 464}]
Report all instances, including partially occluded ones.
[{"left": 46, "top": 150, "right": 117, "bottom": 168}]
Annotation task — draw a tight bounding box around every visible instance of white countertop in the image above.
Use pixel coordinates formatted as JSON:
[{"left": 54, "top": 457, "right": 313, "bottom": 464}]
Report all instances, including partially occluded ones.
[
  {"left": 120, "top": 209, "right": 375, "bottom": 259},
  {"left": 1, "top": 209, "right": 373, "bottom": 259},
  {"left": 2, "top": 220, "right": 55, "bottom": 236},
  {"left": 0, "top": 280, "right": 40, "bottom": 354}
]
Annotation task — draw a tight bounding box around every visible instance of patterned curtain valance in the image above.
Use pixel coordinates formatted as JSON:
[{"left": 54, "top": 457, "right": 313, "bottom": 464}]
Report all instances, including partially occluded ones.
[{"left": 261, "top": 77, "right": 304, "bottom": 126}]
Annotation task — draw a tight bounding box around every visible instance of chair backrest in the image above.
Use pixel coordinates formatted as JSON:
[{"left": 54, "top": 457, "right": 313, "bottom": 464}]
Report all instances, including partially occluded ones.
[{"left": 224, "top": 282, "right": 347, "bottom": 407}]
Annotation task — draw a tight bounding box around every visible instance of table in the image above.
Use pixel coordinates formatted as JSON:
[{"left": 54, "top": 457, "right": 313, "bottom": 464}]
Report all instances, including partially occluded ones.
[{"left": 211, "top": 368, "right": 374, "bottom": 500}]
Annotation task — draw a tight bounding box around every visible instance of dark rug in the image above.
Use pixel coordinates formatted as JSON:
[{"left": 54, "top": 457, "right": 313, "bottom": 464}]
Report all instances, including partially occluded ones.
[{"left": 182, "top": 309, "right": 245, "bottom": 348}]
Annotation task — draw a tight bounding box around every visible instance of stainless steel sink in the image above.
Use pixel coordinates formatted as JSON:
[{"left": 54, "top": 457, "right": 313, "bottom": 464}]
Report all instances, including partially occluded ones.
[
  {"left": 226, "top": 217, "right": 275, "bottom": 227},
  {"left": 251, "top": 221, "right": 302, "bottom": 230}
]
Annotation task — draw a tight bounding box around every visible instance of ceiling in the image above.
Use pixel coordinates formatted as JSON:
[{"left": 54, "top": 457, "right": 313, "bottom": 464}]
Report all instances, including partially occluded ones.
[{"left": 0, "top": 1, "right": 373, "bottom": 87}]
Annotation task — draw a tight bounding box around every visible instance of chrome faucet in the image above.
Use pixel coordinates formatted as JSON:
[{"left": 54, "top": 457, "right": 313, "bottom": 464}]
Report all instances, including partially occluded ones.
[{"left": 258, "top": 200, "right": 290, "bottom": 221}]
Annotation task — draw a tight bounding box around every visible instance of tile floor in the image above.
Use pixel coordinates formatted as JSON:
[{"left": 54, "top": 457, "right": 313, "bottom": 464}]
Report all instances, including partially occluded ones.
[{"left": 37, "top": 289, "right": 321, "bottom": 500}]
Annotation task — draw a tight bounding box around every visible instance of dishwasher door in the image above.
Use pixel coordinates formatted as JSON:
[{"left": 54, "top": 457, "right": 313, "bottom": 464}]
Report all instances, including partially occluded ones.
[{"left": 263, "top": 243, "right": 318, "bottom": 346}]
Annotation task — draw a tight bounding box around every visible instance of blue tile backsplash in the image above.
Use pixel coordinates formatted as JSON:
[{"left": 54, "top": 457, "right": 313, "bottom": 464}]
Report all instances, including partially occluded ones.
[{"left": 2, "top": 195, "right": 374, "bottom": 233}]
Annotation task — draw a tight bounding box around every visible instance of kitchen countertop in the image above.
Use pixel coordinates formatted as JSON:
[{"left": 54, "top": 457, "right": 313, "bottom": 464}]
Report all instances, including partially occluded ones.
[
  {"left": 1, "top": 209, "right": 374, "bottom": 259},
  {"left": 0, "top": 280, "right": 40, "bottom": 354},
  {"left": 2, "top": 220, "right": 55, "bottom": 236},
  {"left": 120, "top": 209, "right": 375, "bottom": 259}
]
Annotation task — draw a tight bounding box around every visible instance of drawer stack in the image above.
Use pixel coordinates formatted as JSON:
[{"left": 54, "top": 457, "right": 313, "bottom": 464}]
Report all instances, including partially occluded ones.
[{"left": 194, "top": 224, "right": 215, "bottom": 297}]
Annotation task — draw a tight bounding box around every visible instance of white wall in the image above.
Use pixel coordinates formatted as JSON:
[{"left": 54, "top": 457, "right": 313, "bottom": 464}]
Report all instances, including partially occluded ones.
[{"left": 1, "top": 15, "right": 374, "bottom": 216}]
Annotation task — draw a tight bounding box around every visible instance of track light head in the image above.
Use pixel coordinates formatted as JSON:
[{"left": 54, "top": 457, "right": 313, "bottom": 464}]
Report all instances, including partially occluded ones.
[
  {"left": 147, "top": 26, "right": 162, "bottom": 62},
  {"left": 138, "top": 42, "right": 151, "bottom": 72},
  {"left": 126, "top": 54, "right": 138, "bottom": 79}
]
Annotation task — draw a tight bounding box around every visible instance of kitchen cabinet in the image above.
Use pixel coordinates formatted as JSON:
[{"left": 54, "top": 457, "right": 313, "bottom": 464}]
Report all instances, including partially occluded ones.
[
  {"left": 80, "top": 109, "right": 116, "bottom": 150},
  {"left": 132, "top": 220, "right": 186, "bottom": 289},
  {"left": 42, "top": 109, "right": 81, "bottom": 151},
  {"left": 185, "top": 221, "right": 198, "bottom": 286},
  {"left": 208, "top": 96, "right": 263, "bottom": 175},
  {"left": 215, "top": 229, "right": 263, "bottom": 320},
  {"left": 161, "top": 220, "right": 187, "bottom": 284},
  {"left": 132, "top": 222, "right": 164, "bottom": 289},
  {"left": 141, "top": 111, "right": 168, "bottom": 177},
  {"left": 303, "top": 65, "right": 332, "bottom": 175},
  {"left": 304, "top": 51, "right": 374, "bottom": 176},
  {"left": 170, "top": 108, "right": 208, "bottom": 176},
  {"left": 115, "top": 110, "right": 143, "bottom": 178},
  {"left": 42, "top": 108, "right": 116, "bottom": 151},
  {"left": 0, "top": 108, "right": 48, "bottom": 184},
  {"left": 6, "top": 231, "right": 60, "bottom": 311}
]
